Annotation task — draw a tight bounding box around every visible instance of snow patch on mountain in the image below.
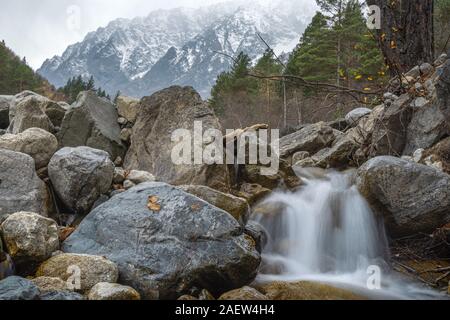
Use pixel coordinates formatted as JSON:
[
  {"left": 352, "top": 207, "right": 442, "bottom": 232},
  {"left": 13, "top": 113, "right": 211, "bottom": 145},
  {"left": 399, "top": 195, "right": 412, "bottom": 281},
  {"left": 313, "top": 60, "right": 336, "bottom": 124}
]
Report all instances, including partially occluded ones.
[{"left": 38, "top": 0, "right": 313, "bottom": 98}]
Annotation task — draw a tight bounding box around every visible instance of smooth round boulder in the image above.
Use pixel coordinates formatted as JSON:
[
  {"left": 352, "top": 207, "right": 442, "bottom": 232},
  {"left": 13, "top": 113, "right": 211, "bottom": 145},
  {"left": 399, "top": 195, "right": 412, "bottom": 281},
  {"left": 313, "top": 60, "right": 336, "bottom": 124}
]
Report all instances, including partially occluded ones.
[
  {"left": 356, "top": 156, "right": 450, "bottom": 236},
  {"left": 1, "top": 212, "right": 59, "bottom": 274},
  {"left": 88, "top": 282, "right": 141, "bottom": 300},
  {"left": 0, "top": 276, "right": 41, "bottom": 300},
  {"left": 48, "top": 146, "right": 114, "bottom": 214},
  {"left": 0, "top": 128, "right": 58, "bottom": 169},
  {"left": 35, "top": 253, "right": 119, "bottom": 292},
  {"left": 62, "top": 182, "right": 261, "bottom": 299}
]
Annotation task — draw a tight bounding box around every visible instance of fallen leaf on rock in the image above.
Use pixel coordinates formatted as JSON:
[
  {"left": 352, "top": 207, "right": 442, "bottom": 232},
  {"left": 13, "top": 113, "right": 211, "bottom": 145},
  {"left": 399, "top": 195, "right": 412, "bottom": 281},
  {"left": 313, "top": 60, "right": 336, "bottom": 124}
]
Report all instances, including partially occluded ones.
[
  {"left": 191, "top": 203, "right": 201, "bottom": 211},
  {"left": 59, "top": 227, "right": 75, "bottom": 241},
  {"left": 147, "top": 196, "right": 161, "bottom": 212}
]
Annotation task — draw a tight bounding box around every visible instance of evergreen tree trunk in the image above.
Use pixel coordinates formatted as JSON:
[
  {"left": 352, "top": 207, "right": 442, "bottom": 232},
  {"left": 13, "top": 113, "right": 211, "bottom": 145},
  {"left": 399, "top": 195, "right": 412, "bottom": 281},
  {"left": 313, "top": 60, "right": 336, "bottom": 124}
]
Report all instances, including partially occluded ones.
[{"left": 367, "top": 0, "right": 434, "bottom": 73}]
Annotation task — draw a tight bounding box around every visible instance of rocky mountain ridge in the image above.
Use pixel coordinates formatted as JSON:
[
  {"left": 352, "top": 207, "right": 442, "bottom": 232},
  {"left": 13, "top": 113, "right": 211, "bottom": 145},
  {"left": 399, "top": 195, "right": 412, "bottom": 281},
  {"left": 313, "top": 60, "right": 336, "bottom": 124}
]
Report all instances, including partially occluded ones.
[{"left": 37, "top": 1, "right": 311, "bottom": 98}]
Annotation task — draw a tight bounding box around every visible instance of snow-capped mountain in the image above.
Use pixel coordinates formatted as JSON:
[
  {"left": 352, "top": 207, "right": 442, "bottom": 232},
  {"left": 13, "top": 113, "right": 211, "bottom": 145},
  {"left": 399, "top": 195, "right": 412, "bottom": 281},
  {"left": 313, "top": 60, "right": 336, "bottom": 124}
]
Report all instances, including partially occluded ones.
[{"left": 38, "top": 0, "right": 313, "bottom": 98}]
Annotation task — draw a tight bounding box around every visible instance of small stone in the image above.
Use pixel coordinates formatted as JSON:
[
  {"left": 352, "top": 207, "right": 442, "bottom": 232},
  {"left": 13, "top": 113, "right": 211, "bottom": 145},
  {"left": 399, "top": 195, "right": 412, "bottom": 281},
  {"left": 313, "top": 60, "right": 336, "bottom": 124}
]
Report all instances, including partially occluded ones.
[
  {"left": 126, "top": 170, "right": 155, "bottom": 184},
  {"left": 120, "top": 128, "right": 132, "bottom": 142},
  {"left": 410, "top": 97, "right": 429, "bottom": 108},
  {"left": 434, "top": 53, "right": 448, "bottom": 66},
  {"left": 88, "top": 282, "right": 141, "bottom": 300},
  {"left": 113, "top": 167, "right": 126, "bottom": 184},
  {"left": 114, "top": 156, "right": 123, "bottom": 166},
  {"left": 413, "top": 149, "right": 424, "bottom": 162},
  {"left": 123, "top": 180, "right": 136, "bottom": 190},
  {"left": 405, "top": 66, "right": 420, "bottom": 78},
  {"left": 419, "top": 62, "right": 434, "bottom": 76},
  {"left": 117, "top": 117, "right": 128, "bottom": 125},
  {"left": 414, "top": 82, "right": 423, "bottom": 91}
]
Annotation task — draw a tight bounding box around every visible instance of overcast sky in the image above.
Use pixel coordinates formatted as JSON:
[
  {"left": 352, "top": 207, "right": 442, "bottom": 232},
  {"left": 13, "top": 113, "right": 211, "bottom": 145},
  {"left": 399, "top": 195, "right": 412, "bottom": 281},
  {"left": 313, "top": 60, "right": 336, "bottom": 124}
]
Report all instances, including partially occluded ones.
[{"left": 0, "top": 0, "right": 316, "bottom": 70}]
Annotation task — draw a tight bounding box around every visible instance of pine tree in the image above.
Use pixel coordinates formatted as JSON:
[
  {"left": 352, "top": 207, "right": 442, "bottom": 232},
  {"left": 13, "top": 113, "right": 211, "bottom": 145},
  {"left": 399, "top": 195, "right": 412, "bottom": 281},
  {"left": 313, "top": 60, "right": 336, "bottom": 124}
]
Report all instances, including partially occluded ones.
[
  {"left": 86, "top": 76, "right": 95, "bottom": 90},
  {"left": 0, "top": 41, "right": 45, "bottom": 95},
  {"left": 210, "top": 52, "right": 257, "bottom": 114},
  {"left": 286, "top": 12, "right": 336, "bottom": 84}
]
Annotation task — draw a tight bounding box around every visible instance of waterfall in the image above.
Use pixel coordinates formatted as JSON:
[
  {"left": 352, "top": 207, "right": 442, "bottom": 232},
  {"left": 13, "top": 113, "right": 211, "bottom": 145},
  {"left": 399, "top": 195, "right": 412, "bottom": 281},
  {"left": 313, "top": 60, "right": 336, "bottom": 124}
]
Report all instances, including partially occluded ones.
[{"left": 252, "top": 168, "right": 444, "bottom": 299}]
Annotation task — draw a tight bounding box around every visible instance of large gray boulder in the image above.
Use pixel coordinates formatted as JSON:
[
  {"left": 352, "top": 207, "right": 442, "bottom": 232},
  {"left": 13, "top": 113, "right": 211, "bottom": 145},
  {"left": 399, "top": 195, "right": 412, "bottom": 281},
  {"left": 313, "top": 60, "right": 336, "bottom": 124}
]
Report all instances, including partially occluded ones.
[
  {"left": 0, "top": 276, "right": 41, "bottom": 300},
  {"left": 124, "top": 86, "right": 230, "bottom": 192},
  {"left": 62, "top": 182, "right": 260, "bottom": 299},
  {"left": 356, "top": 156, "right": 450, "bottom": 236},
  {"left": 48, "top": 146, "right": 114, "bottom": 214},
  {"left": 279, "top": 122, "right": 340, "bottom": 160},
  {"left": 0, "top": 149, "right": 49, "bottom": 221},
  {"left": 58, "top": 91, "right": 125, "bottom": 160},
  {"left": 403, "top": 98, "right": 447, "bottom": 155},
  {"left": 0, "top": 128, "right": 58, "bottom": 169},
  {"left": 0, "top": 95, "right": 12, "bottom": 129},
  {"left": 8, "top": 92, "right": 67, "bottom": 129},
  {"left": 313, "top": 134, "right": 359, "bottom": 168},
  {"left": 1, "top": 212, "right": 59, "bottom": 274},
  {"left": 369, "top": 94, "right": 413, "bottom": 157},
  {"left": 7, "top": 95, "right": 54, "bottom": 134}
]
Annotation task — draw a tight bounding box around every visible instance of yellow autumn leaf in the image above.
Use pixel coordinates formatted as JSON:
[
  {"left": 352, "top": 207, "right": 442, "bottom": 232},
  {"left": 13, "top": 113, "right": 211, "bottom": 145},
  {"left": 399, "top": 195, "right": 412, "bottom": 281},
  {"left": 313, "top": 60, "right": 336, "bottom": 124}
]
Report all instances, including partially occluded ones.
[
  {"left": 147, "top": 196, "right": 161, "bottom": 212},
  {"left": 363, "top": 87, "right": 371, "bottom": 91},
  {"left": 355, "top": 75, "right": 362, "bottom": 80},
  {"left": 367, "top": 76, "right": 373, "bottom": 81},
  {"left": 390, "top": 41, "right": 397, "bottom": 49}
]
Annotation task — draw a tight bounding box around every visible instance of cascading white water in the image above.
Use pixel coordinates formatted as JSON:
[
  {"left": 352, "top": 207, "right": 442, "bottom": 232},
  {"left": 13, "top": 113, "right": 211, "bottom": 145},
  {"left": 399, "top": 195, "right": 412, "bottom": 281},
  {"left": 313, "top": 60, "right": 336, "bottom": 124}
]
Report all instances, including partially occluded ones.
[{"left": 252, "top": 168, "right": 444, "bottom": 299}]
